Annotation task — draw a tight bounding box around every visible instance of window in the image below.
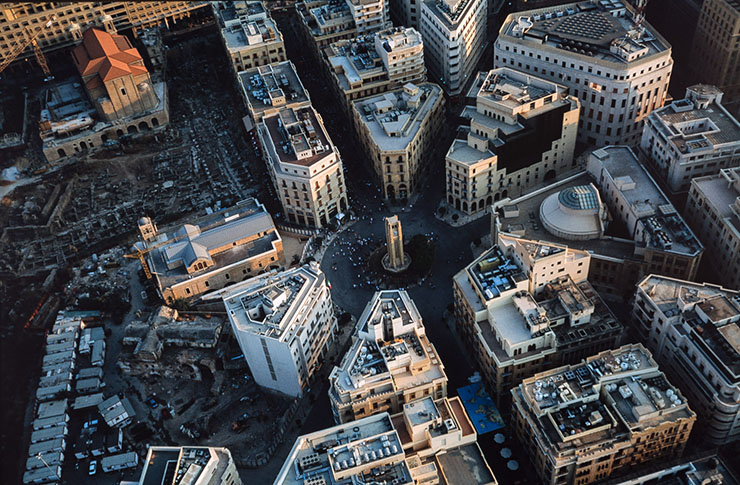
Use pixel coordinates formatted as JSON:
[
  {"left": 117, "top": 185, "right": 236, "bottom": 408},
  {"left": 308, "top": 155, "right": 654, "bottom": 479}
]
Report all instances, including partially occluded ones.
[{"left": 120, "top": 88, "right": 127, "bottom": 96}]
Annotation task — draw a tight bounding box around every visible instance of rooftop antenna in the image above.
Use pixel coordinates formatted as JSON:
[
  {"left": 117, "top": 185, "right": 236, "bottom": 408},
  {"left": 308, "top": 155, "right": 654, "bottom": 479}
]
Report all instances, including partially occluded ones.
[{"left": 632, "top": 0, "right": 649, "bottom": 38}]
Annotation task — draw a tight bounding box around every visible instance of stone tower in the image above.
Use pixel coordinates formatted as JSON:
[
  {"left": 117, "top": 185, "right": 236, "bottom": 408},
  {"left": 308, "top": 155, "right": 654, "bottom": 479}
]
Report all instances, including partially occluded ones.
[
  {"left": 490, "top": 207, "right": 501, "bottom": 247},
  {"left": 383, "top": 215, "right": 410, "bottom": 272},
  {"left": 138, "top": 216, "right": 158, "bottom": 243}
]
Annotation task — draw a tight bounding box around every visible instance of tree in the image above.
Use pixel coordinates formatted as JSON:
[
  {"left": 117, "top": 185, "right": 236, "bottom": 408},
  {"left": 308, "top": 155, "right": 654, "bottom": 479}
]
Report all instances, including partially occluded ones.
[{"left": 170, "top": 298, "right": 192, "bottom": 312}]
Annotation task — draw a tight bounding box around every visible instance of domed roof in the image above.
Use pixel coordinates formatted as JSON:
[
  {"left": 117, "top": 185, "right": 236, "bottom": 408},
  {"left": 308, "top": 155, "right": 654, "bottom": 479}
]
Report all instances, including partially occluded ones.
[{"left": 558, "top": 185, "right": 600, "bottom": 210}]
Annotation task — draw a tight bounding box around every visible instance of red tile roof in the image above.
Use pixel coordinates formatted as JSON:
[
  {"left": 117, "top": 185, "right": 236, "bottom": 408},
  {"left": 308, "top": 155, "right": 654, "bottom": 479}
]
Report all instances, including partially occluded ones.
[{"left": 72, "top": 28, "right": 148, "bottom": 83}]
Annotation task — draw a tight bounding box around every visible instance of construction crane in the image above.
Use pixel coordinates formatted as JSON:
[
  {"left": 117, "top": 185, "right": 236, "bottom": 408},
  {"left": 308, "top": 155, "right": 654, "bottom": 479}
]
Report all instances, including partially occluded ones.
[{"left": 0, "top": 15, "right": 57, "bottom": 76}]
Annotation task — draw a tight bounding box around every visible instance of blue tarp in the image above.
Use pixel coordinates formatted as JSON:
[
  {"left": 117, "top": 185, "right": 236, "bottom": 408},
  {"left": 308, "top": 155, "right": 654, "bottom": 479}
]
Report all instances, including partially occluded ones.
[{"left": 457, "top": 382, "right": 505, "bottom": 434}]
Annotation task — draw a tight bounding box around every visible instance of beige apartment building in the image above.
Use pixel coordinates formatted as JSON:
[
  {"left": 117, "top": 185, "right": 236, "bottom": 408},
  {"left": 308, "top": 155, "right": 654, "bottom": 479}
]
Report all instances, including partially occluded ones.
[
  {"left": 213, "top": 1, "right": 286, "bottom": 74},
  {"left": 640, "top": 85, "right": 740, "bottom": 194},
  {"left": 0, "top": 2, "right": 207, "bottom": 67},
  {"left": 276, "top": 399, "right": 496, "bottom": 485},
  {"left": 633, "top": 275, "right": 740, "bottom": 446},
  {"left": 296, "top": 0, "right": 357, "bottom": 58},
  {"left": 496, "top": 1, "right": 673, "bottom": 146},
  {"left": 684, "top": 168, "right": 740, "bottom": 290},
  {"left": 512, "top": 344, "right": 696, "bottom": 485},
  {"left": 258, "top": 105, "right": 349, "bottom": 228},
  {"left": 690, "top": 0, "right": 740, "bottom": 109},
  {"left": 138, "top": 446, "right": 242, "bottom": 485},
  {"left": 446, "top": 68, "right": 579, "bottom": 215},
  {"left": 453, "top": 232, "right": 624, "bottom": 407},
  {"left": 325, "top": 26, "right": 426, "bottom": 115},
  {"left": 137, "top": 198, "right": 284, "bottom": 303},
  {"left": 328, "top": 290, "right": 447, "bottom": 424},
  {"left": 238, "top": 61, "right": 311, "bottom": 124},
  {"left": 352, "top": 83, "right": 444, "bottom": 200},
  {"left": 347, "top": 0, "right": 391, "bottom": 34}
]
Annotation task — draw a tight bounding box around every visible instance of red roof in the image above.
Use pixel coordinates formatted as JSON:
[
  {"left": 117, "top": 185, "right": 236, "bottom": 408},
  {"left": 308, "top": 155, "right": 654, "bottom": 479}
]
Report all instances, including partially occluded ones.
[{"left": 72, "top": 28, "right": 148, "bottom": 83}]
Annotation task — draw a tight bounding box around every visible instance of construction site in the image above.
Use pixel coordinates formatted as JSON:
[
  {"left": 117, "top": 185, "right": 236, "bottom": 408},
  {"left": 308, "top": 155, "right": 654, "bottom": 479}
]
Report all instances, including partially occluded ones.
[{"left": 0, "top": 22, "right": 295, "bottom": 484}]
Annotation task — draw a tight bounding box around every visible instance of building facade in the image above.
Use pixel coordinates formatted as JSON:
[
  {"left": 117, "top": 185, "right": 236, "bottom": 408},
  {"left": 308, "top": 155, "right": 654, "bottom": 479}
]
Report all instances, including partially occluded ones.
[
  {"left": 690, "top": 0, "right": 740, "bottom": 108},
  {"left": 325, "top": 26, "right": 426, "bottom": 115},
  {"left": 214, "top": 1, "right": 286, "bottom": 74},
  {"left": 137, "top": 446, "right": 242, "bottom": 485},
  {"left": 347, "top": 0, "right": 391, "bottom": 34},
  {"left": 258, "top": 105, "right": 349, "bottom": 228},
  {"left": 296, "top": 0, "right": 357, "bottom": 58},
  {"left": 352, "top": 83, "right": 444, "bottom": 200},
  {"left": 276, "top": 399, "right": 496, "bottom": 485},
  {"left": 633, "top": 275, "right": 740, "bottom": 445},
  {"left": 328, "top": 290, "right": 447, "bottom": 424},
  {"left": 419, "top": 0, "right": 488, "bottom": 96},
  {"left": 496, "top": 1, "right": 673, "bottom": 146},
  {"left": 684, "top": 167, "right": 740, "bottom": 290},
  {"left": 0, "top": 2, "right": 208, "bottom": 67},
  {"left": 640, "top": 85, "right": 740, "bottom": 194},
  {"left": 222, "top": 263, "right": 337, "bottom": 398},
  {"left": 453, "top": 232, "right": 624, "bottom": 406},
  {"left": 512, "top": 344, "right": 696, "bottom": 485},
  {"left": 446, "top": 68, "right": 580, "bottom": 215},
  {"left": 138, "top": 198, "right": 284, "bottom": 303}
]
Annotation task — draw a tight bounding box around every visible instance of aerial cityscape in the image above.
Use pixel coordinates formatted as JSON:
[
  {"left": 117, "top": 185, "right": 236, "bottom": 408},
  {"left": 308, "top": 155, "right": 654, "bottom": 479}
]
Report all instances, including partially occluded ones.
[{"left": 1, "top": 1, "right": 739, "bottom": 484}]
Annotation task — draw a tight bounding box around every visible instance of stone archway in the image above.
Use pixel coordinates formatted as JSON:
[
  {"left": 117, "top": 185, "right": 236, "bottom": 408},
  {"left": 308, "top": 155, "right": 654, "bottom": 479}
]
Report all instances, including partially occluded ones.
[
  {"left": 151, "top": 117, "right": 160, "bottom": 127},
  {"left": 486, "top": 195, "right": 492, "bottom": 206},
  {"left": 79, "top": 141, "right": 88, "bottom": 151},
  {"left": 57, "top": 148, "right": 66, "bottom": 158},
  {"left": 116, "top": 129, "right": 124, "bottom": 137},
  {"left": 462, "top": 201, "right": 468, "bottom": 212},
  {"left": 455, "top": 199, "right": 461, "bottom": 210},
  {"left": 387, "top": 185, "right": 395, "bottom": 199},
  {"left": 138, "top": 121, "right": 150, "bottom": 131},
  {"left": 544, "top": 169, "right": 556, "bottom": 181},
  {"left": 127, "top": 125, "right": 138, "bottom": 134},
  {"left": 471, "top": 201, "right": 477, "bottom": 212}
]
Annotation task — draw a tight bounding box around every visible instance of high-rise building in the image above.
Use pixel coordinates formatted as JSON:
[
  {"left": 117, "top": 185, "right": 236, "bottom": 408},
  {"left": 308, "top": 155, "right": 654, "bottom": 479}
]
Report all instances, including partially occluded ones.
[
  {"left": 690, "top": 0, "right": 740, "bottom": 109},
  {"left": 633, "top": 275, "right": 740, "bottom": 445},
  {"left": 328, "top": 290, "right": 447, "bottom": 423},
  {"left": 640, "top": 85, "right": 740, "bottom": 194},
  {"left": 684, "top": 167, "right": 740, "bottom": 290},
  {"left": 389, "top": 0, "right": 420, "bottom": 30},
  {"left": 419, "top": 0, "right": 488, "bottom": 96},
  {"left": 137, "top": 446, "right": 242, "bottom": 484},
  {"left": 135, "top": 198, "right": 284, "bottom": 303},
  {"left": 445, "top": 68, "right": 580, "bottom": 216},
  {"left": 257, "top": 105, "right": 349, "bottom": 228},
  {"left": 453, "top": 232, "right": 624, "bottom": 406},
  {"left": 496, "top": 1, "right": 673, "bottom": 146},
  {"left": 0, "top": 2, "right": 209, "bottom": 68},
  {"left": 213, "top": 1, "right": 286, "bottom": 74},
  {"left": 512, "top": 343, "right": 696, "bottom": 485},
  {"left": 276, "top": 398, "right": 496, "bottom": 485},
  {"left": 353, "top": 83, "right": 444, "bottom": 200},
  {"left": 325, "top": 26, "right": 426, "bottom": 115},
  {"left": 222, "top": 263, "right": 338, "bottom": 398}
]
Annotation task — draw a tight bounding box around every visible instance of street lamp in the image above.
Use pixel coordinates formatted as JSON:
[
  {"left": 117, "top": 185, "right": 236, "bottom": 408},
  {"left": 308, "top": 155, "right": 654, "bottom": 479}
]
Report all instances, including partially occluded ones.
[{"left": 36, "top": 452, "right": 56, "bottom": 476}]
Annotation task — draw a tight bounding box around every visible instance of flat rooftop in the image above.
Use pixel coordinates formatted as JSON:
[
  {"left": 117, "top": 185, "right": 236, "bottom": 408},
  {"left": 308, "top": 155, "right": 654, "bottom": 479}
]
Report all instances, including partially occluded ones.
[
  {"left": 275, "top": 413, "right": 413, "bottom": 485},
  {"left": 472, "top": 68, "right": 558, "bottom": 111},
  {"left": 221, "top": 17, "right": 282, "bottom": 51},
  {"left": 328, "top": 35, "right": 384, "bottom": 89},
  {"left": 222, "top": 264, "right": 323, "bottom": 342},
  {"left": 140, "top": 446, "right": 232, "bottom": 485},
  {"left": 299, "top": 0, "right": 354, "bottom": 37},
  {"left": 423, "top": 0, "right": 482, "bottom": 29},
  {"left": 692, "top": 168, "right": 740, "bottom": 237},
  {"left": 261, "top": 106, "right": 334, "bottom": 167},
  {"left": 468, "top": 244, "right": 529, "bottom": 301},
  {"left": 649, "top": 97, "right": 740, "bottom": 156},
  {"left": 501, "top": 1, "right": 670, "bottom": 65},
  {"left": 353, "top": 83, "right": 442, "bottom": 152},
  {"left": 590, "top": 146, "right": 702, "bottom": 256},
  {"left": 238, "top": 62, "right": 310, "bottom": 119}
]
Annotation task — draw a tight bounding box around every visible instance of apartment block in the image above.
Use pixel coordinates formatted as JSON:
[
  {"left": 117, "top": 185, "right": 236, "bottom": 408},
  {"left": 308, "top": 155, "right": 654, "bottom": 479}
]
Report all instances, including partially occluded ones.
[
  {"left": 352, "top": 82, "right": 444, "bottom": 200},
  {"left": 258, "top": 105, "right": 349, "bottom": 228},
  {"left": 390, "top": 0, "right": 421, "bottom": 30},
  {"left": 222, "top": 263, "right": 337, "bottom": 398},
  {"left": 420, "top": 0, "right": 488, "bottom": 96},
  {"left": 633, "top": 275, "right": 740, "bottom": 445},
  {"left": 690, "top": 0, "right": 740, "bottom": 107},
  {"left": 213, "top": 1, "right": 286, "bottom": 74},
  {"left": 347, "top": 0, "right": 391, "bottom": 34},
  {"left": 453, "top": 232, "right": 624, "bottom": 406},
  {"left": 446, "top": 68, "right": 580, "bottom": 216},
  {"left": 496, "top": 0, "right": 673, "bottom": 146},
  {"left": 325, "top": 26, "right": 426, "bottom": 114},
  {"left": 608, "top": 453, "right": 739, "bottom": 485},
  {"left": 684, "top": 168, "right": 740, "bottom": 290},
  {"left": 297, "top": 0, "right": 357, "bottom": 58},
  {"left": 512, "top": 344, "right": 696, "bottom": 485},
  {"left": 0, "top": 2, "right": 208, "bottom": 67},
  {"left": 238, "top": 61, "right": 311, "bottom": 124},
  {"left": 328, "top": 290, "right": 448, "bottom": 424},
  {"left": 276, "top": 399, "right": 496, "bottom": 484},
  {"left": 640, "top": 85, "right": 740, "bottom": 193},
  {"left": 137, "top": 446, "right": 242, "bottom": 485},
  {"left": 137, "top": 198, "right": 284, "bottom": 303}
]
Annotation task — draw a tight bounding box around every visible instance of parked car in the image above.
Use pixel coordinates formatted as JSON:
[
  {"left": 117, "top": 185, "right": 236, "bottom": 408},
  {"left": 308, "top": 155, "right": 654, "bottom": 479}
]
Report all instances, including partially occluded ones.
[{"left": 88, "top": 460, "right": 97, "bottom": 476}]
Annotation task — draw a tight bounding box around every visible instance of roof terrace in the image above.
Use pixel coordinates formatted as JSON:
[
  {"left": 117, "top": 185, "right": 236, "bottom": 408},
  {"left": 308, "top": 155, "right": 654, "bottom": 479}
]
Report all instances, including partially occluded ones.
[{"left": 238, "top": 62, "right": 310, "bottom": 120}]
